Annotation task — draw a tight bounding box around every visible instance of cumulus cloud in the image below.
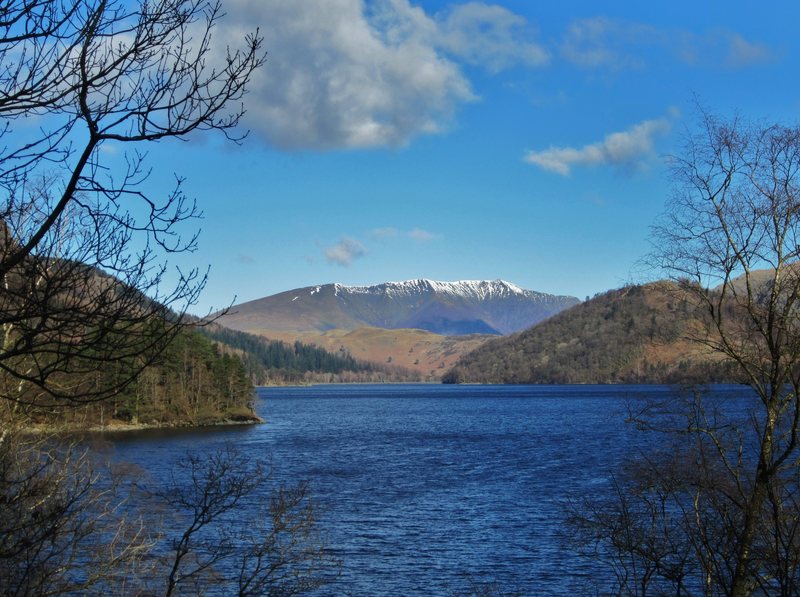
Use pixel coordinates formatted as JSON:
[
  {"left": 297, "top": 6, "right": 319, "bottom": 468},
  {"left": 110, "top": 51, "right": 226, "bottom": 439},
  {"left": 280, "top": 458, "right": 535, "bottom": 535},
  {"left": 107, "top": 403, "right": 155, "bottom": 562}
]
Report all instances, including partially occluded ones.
[
  {"left": 215, "top": 1, "right": 546, "bottom": 150},
  {"left": 325, "top": 236, "right": 366, "bottom": 267},
  {"left": 524, "top": 113, "right": 675, "bottom": 175}
]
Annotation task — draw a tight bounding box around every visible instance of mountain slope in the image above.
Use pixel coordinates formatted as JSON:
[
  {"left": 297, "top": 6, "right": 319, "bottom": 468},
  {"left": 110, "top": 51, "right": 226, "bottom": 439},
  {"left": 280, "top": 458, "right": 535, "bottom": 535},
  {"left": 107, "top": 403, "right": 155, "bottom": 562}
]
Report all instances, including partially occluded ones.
[
  {"left": 260, "top": 326, "right": 491, "bottom": 379},
  {"left": 219, "top": 279, "right": 579, "bottom": 337},
  {"left": 199, "top": 323, "right": 410, "bottom": 384},
  {"left": 443, "top": 282, "right": 737, "bottom": 385}
]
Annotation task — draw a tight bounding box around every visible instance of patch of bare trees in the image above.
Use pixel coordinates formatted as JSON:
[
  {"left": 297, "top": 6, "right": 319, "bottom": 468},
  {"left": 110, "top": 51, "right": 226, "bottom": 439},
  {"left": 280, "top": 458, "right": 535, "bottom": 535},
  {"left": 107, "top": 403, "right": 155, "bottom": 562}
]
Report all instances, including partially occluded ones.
[
  {"left": 0, "top": 2, "right": 336, "bottom": 594},
  {"left": 0, "top": 434, "right": 335, "bottom": 595},
  {"left": 0, "top": 0, "right": 263, "bottom": 408},
  {"left": 572, "top": 110, "right": 800, "bottom": 595}
]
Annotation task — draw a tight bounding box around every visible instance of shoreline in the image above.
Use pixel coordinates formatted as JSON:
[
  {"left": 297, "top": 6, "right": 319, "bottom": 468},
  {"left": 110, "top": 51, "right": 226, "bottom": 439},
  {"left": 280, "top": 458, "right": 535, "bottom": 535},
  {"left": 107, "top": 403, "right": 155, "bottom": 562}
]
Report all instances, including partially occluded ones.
[{"left": 24, "top": 413, "right": 265, "bottom": 435}]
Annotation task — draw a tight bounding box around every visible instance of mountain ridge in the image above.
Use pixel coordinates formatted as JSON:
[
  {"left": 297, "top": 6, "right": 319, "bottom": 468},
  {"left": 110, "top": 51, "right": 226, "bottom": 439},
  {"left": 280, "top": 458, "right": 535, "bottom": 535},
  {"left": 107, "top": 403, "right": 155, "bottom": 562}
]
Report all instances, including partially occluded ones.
[
  {"left": 330, "top": 279, "right": 547, "bottom": 301},
  {"left": 216, "top": 278, "right": 579, "bottom": 379},
  {"left": 220, "top": 278, "right": 579, "bottom": 337}
]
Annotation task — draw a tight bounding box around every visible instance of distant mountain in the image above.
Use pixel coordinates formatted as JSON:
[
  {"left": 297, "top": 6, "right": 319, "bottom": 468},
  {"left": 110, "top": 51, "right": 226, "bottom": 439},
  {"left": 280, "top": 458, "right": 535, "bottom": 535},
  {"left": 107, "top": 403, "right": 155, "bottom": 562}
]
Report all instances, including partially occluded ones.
[
  {"left": 443, "top": 282, "right": 738, "bottom": 385},
  {"left": 219, "top": 279, "right": 579, "bottom": 337}
]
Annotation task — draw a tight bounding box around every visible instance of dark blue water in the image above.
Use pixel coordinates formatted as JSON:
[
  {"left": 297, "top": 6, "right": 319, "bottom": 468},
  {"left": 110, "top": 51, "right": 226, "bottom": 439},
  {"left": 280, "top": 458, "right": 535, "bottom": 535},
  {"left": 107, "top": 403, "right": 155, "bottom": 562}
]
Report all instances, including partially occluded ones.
[{"left": 103, "top": 384, "right": 756, "bottom": 595}]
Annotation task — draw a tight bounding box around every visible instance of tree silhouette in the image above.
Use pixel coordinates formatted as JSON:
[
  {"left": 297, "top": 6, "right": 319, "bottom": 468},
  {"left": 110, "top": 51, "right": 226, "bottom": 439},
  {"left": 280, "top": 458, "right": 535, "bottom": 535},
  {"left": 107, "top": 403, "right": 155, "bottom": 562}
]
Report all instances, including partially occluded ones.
[{"left": 0, "top": 0, "right": 264, "bottom": 408}]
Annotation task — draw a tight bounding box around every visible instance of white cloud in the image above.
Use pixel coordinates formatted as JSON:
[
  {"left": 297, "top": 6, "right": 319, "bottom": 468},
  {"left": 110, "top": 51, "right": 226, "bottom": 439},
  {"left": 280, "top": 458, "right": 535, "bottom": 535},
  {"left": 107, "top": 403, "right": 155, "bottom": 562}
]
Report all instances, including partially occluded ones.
[
  {"left": 325, "top": 236, "right": 366, "bottom": 267},
  {"left": 216, "top": 1, "right": 546, "bottom": 150},
  {"left": 436, "top": 3, "right": 549, "bottom": 73},
  {"left": 524, "top": 113, "right": 674, "bottom": 175},
  {"left": 370, "top": 226, "right": 440, "bottom": 243},
  {"left": 722, "top": 32, "right": 772, "bottom": 68},
  {"left": 98, "top": 143, "right": 119, "bottom": 155},
  {"left": 370, "top": 227, "right": 400, "bottom": 239},
  {"left": 408, "top": 228, "right": 440, "bottom": 243},
  {"left": 561, "top": 17, "right": 657, "bottom": 70},
  {"left": 561, "top": 17, "right": 772, "bottom": 72},
  {"left": 676, "top": 30, "right": 773, "bottom": 69}
]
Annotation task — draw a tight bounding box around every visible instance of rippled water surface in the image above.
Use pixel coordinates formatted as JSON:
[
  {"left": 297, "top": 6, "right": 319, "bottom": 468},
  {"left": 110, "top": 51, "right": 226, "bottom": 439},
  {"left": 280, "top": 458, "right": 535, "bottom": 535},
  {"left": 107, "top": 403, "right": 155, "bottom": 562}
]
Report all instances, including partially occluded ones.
[{"left": 104, "top": 384, "right": 755, "bottom": 595}]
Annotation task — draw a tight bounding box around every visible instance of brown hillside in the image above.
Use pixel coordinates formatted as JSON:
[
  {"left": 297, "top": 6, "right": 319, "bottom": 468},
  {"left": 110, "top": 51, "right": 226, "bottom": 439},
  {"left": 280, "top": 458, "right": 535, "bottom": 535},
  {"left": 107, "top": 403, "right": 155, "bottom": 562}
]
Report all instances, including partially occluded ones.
[
  {"left": 248, "top": 327, "right": 491, "bottom": 380},
  {"left": 444, "top": 282, "right": 736, "bottom": 385}
]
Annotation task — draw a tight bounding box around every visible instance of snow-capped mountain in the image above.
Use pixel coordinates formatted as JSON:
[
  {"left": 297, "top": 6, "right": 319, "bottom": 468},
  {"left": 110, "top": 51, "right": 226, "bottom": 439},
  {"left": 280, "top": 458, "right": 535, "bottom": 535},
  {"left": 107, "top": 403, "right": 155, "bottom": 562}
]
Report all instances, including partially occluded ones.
[
  {"left": 337, "top": 279, "right": 532, "bottom": 301},
  {"left": 220, "top": 279, "right": 579, "bottom": 336}
]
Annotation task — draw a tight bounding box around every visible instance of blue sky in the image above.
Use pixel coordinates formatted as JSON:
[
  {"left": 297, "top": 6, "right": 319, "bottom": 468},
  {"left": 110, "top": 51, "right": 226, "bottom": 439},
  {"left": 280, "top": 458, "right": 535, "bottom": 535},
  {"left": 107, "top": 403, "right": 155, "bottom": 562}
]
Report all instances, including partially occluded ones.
[{"left": 141, "top": 0, "right": 800, "bottom": 314}]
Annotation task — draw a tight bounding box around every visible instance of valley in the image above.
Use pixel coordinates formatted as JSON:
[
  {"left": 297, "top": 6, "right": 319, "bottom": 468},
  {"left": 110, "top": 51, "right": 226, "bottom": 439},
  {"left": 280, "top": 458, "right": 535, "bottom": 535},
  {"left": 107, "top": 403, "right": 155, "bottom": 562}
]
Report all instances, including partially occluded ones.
[
  {"left": 257, "top": 326, "right": 490, "bottom": 378},
  {"left": 217, "top": 279, "right": 578, "bottom": 379}
]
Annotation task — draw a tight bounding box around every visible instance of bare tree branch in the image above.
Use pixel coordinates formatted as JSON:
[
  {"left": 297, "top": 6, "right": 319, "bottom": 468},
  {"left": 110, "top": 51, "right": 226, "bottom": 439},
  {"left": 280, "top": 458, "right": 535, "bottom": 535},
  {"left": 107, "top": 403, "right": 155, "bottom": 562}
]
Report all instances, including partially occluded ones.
[{"left": 0, "top": 0, "right": 265, "bottom": 407}]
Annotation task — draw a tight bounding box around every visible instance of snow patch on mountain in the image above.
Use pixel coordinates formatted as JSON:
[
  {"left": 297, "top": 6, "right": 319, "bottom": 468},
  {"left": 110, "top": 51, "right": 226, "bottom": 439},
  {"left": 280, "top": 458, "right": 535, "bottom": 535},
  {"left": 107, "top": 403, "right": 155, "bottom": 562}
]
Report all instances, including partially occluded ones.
[
  {"left": 221, "top": 278, "right": 579, "bottom": 337},
  {"left": 334, "top": 279, "right": 551, "bottom": 301}
]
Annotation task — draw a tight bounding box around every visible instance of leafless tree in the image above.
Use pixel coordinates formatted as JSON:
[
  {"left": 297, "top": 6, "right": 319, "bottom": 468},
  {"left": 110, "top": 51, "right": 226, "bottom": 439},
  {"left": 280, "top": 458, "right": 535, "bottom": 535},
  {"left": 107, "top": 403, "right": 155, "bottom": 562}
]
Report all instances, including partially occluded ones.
[
  {"left": 0, "top": 2, "right": 335, "bottom": 595},
  {"left": 148, "top": 444, "right": 336, "bottom": 597},
  {"left": 0, "top": 0, "right": 264, "bottom": 409},
  {"left": 574, "top": 111, "right": 800, "bottom": 595},
  {"left": 657, "top": 110, "right": 800, "bottom": 595},
  {"left": 571, "top": 394, "right": 753, "bottom": 595},
  {"left": 0, "top": 432, "right": 336, "bottom": 597},
  {"left": 0, "top": 427, "right": 155, "bottom": 595},
  {"left": 0, "top": 4, "right": 337, "bottom": 595}
]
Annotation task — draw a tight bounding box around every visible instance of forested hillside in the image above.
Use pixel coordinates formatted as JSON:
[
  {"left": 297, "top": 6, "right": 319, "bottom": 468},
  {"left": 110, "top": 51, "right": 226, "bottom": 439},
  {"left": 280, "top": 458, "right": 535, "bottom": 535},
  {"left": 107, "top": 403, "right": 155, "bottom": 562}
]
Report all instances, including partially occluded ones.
[
  {"left": 15, "top": 318, "right": 421, "bottom": 431},
  {"left": 201, "top": 324, "right": 419, "bottom": 384},
  {"left": 18, "top": 327, "right": 257, "bottom": 429},
  {"left": 443, "top": 282, "right": 738, "bottom": 384}
]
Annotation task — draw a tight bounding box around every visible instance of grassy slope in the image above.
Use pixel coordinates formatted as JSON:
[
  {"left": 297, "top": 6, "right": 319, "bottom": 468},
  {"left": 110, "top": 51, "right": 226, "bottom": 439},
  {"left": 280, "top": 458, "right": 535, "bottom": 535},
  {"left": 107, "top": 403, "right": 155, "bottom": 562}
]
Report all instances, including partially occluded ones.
[{"left": 250, "top": 327, "right": 492, "bottom": 380}]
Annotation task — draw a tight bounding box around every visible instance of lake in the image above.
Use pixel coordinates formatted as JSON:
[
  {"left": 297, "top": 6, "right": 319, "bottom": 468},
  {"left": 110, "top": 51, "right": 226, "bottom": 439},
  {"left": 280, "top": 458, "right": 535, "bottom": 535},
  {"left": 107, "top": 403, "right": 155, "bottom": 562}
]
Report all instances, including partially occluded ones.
[{"left": 102, "top": 383, "right": 756, "bottom": 595}]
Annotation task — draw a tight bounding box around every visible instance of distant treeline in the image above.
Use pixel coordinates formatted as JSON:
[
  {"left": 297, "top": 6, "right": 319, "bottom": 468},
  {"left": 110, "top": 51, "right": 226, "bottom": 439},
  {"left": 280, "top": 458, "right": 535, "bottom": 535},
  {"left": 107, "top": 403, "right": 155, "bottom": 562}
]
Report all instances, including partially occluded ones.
[{"left": 200, "top": 325, "right": 420, "bottom": 384}]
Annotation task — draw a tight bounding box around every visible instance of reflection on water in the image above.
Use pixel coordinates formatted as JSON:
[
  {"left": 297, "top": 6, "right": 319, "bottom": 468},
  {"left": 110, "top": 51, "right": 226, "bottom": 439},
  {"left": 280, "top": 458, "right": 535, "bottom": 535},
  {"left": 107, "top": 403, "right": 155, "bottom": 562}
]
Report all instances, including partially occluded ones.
[{"left": 92, "top": 421, "right": 258, "bottom": 444}]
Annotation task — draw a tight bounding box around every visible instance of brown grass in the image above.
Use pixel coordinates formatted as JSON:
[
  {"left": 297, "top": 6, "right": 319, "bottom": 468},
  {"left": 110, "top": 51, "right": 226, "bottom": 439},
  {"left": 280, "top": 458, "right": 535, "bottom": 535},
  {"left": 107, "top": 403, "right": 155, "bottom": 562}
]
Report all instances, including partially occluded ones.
[{"left": 247, "top": 327, "right": 492, "bottom": 378}]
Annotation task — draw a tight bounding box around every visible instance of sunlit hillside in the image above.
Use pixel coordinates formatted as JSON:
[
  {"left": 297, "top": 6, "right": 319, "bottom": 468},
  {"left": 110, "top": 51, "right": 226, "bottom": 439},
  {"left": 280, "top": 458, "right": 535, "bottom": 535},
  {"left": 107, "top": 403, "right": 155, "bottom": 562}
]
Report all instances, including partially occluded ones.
[{"left": 444, "top": 282, "right": 737, "bottom": 385}]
